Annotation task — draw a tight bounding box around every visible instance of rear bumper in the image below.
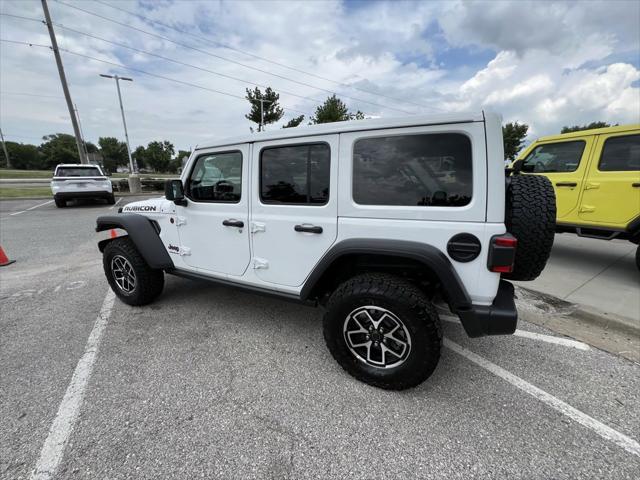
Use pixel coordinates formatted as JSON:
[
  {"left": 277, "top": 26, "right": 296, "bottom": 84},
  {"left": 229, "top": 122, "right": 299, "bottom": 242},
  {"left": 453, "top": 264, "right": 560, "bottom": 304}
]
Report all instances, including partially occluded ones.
[
  {"left": 457, "top": 280, "right": 518, "bottom": 337},
  {"left": 55, "top": 191, "right": 112, "bottom": 200}
]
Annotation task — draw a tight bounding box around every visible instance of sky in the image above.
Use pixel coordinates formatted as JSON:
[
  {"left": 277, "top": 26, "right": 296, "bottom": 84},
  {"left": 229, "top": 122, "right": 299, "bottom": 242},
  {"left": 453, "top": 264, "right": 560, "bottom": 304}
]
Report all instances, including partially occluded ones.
[{"left": 0, "top": 0, "right": 639, "bottom": 152}]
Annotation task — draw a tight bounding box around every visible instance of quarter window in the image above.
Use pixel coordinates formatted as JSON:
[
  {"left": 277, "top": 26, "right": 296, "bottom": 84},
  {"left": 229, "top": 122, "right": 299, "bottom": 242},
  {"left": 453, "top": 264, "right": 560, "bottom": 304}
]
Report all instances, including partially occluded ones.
[
  {"left": 598, "top": 134, "right": 640, "bottom": 172},
  {"left": 522, "top": 141, "right": 585, "bottom": 173},
  {"left": 187, "top": 151, "right": 242, "bottom": 202},
  {"left": 352, "top": 133, "right": 472, "bottom": 207},
  {"left": 260, "top": 143, "right": 330, "bottom": 205}
]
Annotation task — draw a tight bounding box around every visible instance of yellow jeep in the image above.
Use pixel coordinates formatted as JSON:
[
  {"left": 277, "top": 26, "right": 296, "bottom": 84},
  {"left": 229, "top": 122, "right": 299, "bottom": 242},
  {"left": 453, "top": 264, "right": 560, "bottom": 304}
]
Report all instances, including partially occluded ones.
[{"left": 516, "top": 124, "right": 640, "bottom": 269}]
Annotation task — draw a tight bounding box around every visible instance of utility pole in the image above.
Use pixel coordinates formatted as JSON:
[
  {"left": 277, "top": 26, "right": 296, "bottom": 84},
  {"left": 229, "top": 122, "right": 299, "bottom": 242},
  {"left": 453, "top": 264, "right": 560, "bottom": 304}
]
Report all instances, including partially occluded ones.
[
  {"left": 100, "top": 74, "right": 140, "bottom": 192},
  {"left": 41, "top": 0, "right": 87, "bottom": 164},
  {"left": 254, "top": 98, "right": 272, "bottom": 132},
  {"left": 74, "top": 104, "right": 89, "bottom": 160},
  {"left": 0, "top": 128, "right": 11, "bottom": 169}
]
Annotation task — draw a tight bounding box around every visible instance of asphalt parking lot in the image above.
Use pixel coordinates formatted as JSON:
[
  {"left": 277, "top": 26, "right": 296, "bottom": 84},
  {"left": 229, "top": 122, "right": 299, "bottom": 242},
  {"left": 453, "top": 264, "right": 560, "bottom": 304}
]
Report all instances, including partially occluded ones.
[{"left": 1, "top": 197, "right": 639, "bottom": 479}]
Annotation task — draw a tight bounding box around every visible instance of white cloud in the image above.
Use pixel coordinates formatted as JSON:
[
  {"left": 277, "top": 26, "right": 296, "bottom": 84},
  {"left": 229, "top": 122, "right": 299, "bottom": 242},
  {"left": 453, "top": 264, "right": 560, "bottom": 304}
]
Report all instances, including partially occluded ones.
[{"left": 0, "top": 0, "right": 638, "bottom": 151}]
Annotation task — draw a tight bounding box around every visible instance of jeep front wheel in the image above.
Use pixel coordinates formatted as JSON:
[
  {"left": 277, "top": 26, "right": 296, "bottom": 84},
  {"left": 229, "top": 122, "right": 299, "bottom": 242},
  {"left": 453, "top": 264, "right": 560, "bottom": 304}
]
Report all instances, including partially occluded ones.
[
  {"left": 103, "top": 237, "right": 164, "bottom": 306},
  {"left": 323, "top": 273, "right": 442, "bottom": 390}
]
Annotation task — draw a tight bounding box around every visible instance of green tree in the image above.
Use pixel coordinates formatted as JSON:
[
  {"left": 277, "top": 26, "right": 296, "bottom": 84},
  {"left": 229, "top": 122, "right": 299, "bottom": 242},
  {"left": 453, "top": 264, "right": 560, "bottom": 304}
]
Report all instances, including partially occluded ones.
[
  {"left": 2, "top": 141, "right": 42, "bottom": 169},
  {"left": 39, "top": 133, "right": 80, "bottom": 168},
  {"left": 282, "top": 115, "right": 305, "bottom": 128},
  {"left": 502, "top": 122, "right": 529, "bottom": 161},
  {"left": 560, "top": 122, "right": 614, "bottom": 133},
  {"left": 98, "top": 137, "right": 129, "bottom": 173},
  {"left": 144, "top": 140, "right": 175, "bottom": 172},
  {"left": 132, "top": 145, "right": 147, "bottom": 170},
  {"left": 310, "top": 94, "right": 364, "bottom": 124},
  {"left": 245, "top": 87, "right": 284, "bottom": 132}
]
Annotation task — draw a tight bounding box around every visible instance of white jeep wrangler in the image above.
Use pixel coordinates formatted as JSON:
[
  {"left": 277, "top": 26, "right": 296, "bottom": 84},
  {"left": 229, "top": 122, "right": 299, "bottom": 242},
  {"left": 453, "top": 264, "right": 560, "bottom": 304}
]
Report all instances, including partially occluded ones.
[{"left": 96, "top": 112, "right": 556, "bottom": 390}]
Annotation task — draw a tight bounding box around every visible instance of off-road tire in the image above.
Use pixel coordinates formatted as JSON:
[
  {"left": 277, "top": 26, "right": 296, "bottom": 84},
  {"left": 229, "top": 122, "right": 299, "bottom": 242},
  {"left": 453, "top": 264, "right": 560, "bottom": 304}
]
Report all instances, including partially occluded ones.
[
  {"left": 54, "top": 197, "right": 66, "bottom": 208},
  {"left": 504, "top": 174, "right": 556, "bottom": 281},
  {"left": 323, "top": 273, "right": 442, "bottom": 390},
  {"left": 103, "top": 237, "right": 164, "bottom": 306},
  {"left": 107, "top": 193, "right": 116, "bottom": 205}
]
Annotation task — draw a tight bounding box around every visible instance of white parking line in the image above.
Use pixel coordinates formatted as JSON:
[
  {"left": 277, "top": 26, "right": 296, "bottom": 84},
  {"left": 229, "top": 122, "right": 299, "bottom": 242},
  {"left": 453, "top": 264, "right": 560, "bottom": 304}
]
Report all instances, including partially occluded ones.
[
  {"left": 27, "top": 200, "right": 54, "bottom": 211},
  {"left": 439, "top": 314, "right": 590, "bottom": 351},
  {"left": 7, "top": 200, "right": 54, "bottom": 217},
  {"left": 444, "top": 338, "right": 640, "bottom": 458},
  {"left": 30, "top": 289, "right": 116, "bottom": 480},
  {"left": 109, "top": 197, "right": 123, "bottom": 210}
]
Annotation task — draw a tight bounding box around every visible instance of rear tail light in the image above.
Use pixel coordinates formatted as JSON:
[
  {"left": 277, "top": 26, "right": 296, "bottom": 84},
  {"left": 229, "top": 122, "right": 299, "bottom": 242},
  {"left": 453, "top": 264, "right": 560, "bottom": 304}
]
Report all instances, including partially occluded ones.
[{"left": 488, "top": 234, "right": 517, "bottom": 273}]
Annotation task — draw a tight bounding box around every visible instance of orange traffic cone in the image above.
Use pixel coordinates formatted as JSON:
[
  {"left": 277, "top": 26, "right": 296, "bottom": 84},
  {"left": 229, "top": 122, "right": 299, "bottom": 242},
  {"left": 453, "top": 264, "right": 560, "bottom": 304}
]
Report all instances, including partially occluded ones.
[
  {"left": 0, "top": 245, "right": 15, "bottom": 266},
  {"left": 110, "top": 229, "right": 118, "bottom": 239}
]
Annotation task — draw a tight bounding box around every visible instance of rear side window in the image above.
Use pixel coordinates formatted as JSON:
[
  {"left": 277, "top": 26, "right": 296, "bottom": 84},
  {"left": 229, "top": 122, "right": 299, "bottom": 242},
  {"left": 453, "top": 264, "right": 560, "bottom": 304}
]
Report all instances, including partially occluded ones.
[
  {"left": 55, "top": 167, "right": 102, "bottom": 177},
  {"left": 598, "top": 134, "right": 640, "bottom": 171},
  {"left": 260, "top": 143, "right": 330, "bottom": 205},
  {"left": 352, "top": 133, "right": 472, "bottom": 207},
  {"left": 187, "top": 151, "right": 242, "bottom": 202},
  {"left": 522, "top": 141, "right": 585, "bottom": 173}
]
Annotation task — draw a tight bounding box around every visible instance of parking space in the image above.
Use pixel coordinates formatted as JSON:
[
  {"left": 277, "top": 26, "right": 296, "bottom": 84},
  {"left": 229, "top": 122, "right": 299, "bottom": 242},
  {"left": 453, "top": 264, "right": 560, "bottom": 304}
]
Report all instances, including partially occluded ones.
[{"left": 1, "top": 197, "right": 639, "bottom": 479}]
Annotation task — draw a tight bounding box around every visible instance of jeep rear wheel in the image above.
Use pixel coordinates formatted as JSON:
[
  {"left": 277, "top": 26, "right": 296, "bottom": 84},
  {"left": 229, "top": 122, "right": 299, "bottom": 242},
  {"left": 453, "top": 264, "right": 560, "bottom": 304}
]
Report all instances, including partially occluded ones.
[
  {"left": 504, "top": 174, "right": 556, "bottom": 281},
  {"left": 103, "top": 237, "right": 164, "bottom": 306},
  {"left": 323, "top": 273, "right": 441, "bottom": 390},
  {"left": 54, "top": 197, "right": 66, "bottom": 208}
]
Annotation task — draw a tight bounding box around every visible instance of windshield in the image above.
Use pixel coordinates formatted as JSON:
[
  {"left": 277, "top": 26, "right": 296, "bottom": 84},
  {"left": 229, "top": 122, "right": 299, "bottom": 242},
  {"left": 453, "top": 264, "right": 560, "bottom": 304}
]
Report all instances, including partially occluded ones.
[{"left": 55, "top": 167, "right": 103, "bottom": 177}]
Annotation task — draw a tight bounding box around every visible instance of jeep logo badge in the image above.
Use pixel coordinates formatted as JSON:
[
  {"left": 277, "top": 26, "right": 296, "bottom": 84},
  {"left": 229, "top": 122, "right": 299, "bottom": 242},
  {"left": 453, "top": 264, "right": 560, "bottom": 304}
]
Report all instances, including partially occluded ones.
[{"left": 168, "top": 244, "right": 180, "bottom": 254}]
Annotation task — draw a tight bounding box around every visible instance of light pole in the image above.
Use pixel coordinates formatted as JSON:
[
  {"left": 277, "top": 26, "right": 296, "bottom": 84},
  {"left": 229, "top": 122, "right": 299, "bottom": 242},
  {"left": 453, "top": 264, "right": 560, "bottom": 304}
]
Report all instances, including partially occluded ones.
[
  {"left": 100, "top": 74, "right": 140, "bottom": 193},
  {"left": 253, "top": 98, "right": 272, "bottom": 132}
]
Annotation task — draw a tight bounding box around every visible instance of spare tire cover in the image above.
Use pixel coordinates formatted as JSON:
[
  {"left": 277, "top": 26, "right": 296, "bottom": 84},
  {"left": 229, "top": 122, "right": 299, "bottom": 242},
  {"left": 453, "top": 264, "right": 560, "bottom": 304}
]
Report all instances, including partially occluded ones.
[{"left": 504, "top": 174, "right": 556, "bottom": 281}]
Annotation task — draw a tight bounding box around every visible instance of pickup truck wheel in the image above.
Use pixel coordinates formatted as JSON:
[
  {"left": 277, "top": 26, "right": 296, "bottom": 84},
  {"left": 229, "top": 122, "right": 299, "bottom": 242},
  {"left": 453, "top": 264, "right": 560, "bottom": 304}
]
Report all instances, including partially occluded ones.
[
  {"left": 54, "top": 197, "right": 66, "bottom": 208},
  {"left": 323, "top": 273, "right": 442, "bottom": 390},
  {"left": 504, "top": 174, "right": 556, "bottom": 281},
  {"left": 103, "top": 237, "right": 164, "bottom": 306},
  {"left": 107, "top": 193, "right": 116, "bottom": 205}
]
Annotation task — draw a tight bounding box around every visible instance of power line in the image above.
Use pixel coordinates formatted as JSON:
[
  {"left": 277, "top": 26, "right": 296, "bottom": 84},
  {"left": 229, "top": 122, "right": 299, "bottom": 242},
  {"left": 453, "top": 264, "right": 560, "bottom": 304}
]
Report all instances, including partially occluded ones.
[
  {"left": 54, "top": 22, "right": 325, "bottom": 106},
  {"left": 93, "top": 0, "right": 443, "bottom": 112},
  {"left": 53, "top": 0, "right": 415, "bottom": 115},
  {"left": 1, "top": 91, "right": 61, "bottom": 98},
  {"left": 0, "top": 39, "right": 312, "bottom": 116},
  {"left": 0, "top": 12, "right": 43, "bottom": 23}
]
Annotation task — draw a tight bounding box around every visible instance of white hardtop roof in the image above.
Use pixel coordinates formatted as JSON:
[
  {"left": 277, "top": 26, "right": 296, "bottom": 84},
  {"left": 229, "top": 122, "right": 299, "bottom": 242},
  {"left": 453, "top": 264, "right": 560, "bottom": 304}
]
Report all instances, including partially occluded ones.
[{"left": 196, "top": 111, "right": 488, "bottom": 151}]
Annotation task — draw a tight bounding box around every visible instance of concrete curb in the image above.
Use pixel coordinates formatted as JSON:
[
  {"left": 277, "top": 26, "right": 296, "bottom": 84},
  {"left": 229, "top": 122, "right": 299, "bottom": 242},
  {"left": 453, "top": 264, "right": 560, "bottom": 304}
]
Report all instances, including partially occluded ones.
[
  {"left": 516, "top": 286, "right": 639, "bottom": 338},
  {"left": 0, "top": 192, "right": 163, "bottom": 201}
]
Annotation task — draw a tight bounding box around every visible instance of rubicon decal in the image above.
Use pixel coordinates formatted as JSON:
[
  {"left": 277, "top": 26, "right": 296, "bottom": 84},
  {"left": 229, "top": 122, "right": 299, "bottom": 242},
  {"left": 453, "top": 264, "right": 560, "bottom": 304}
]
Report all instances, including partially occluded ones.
[
  {"left": 167, "top": 244, "right": 180, "bottom": 254},
  {"left": 123, "top": 205, "right": 157, "bottom": 212}
]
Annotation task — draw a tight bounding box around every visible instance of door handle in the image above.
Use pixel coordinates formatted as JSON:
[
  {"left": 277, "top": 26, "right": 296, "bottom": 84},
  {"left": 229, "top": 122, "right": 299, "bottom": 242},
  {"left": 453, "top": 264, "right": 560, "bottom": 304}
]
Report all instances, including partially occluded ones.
[
  {"left": 633, "top": 183, "right": 640, "bottom": 188},
  {"left": 556, "top": 182, "right": 577, "bottom": 187},
  {"left": 294, "top": 224, "right": 323, "bottom": 234},
  {"left": 222, "top": 219, "right": 244, "bottom": 228}
]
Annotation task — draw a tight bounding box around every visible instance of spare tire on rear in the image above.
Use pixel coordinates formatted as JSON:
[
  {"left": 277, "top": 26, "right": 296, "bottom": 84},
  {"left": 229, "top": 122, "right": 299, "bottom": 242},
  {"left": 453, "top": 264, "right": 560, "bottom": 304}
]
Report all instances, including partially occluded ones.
[{"left": 503, "top": 174, "right": 556, "bottom": 281}]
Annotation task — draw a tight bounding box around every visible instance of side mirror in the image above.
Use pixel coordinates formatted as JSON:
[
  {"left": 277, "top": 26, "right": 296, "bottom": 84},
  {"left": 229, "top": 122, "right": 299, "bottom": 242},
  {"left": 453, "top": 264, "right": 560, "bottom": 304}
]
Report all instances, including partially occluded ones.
[{"left": 165, "top": 179, "right": 187, "bottom": 206}]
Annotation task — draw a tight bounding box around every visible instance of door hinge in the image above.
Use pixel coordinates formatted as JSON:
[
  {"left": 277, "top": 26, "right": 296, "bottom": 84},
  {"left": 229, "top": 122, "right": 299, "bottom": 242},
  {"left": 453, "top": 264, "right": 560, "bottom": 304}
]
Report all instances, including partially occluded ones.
[
  {"left": 584, "top": 182, "right": 600, "bottom": 190},
  {"left": 179, "top": 246, "right": 191, "bottom": 256},
  {"left": 176, "top": 216, "right": 187, "bottom": 226},
  {"left": 251, "top": 222, "right": 266, "bottom": 234},
  {"left": 252, "top": 257, "right": 269, "bottom": 269},
  {"left": 580, "top": 205, "right": 596, "bottom": 213}
]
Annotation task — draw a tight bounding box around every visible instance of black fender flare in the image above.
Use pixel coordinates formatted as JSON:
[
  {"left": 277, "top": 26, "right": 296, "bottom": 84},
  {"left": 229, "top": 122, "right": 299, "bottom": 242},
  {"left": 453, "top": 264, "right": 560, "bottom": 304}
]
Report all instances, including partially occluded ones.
[
  {"left": 299, "top": 238, "right": 472, "bottom": 311},
  {"left": 96, "top": 214, "right": 174, "bottom": 270}
]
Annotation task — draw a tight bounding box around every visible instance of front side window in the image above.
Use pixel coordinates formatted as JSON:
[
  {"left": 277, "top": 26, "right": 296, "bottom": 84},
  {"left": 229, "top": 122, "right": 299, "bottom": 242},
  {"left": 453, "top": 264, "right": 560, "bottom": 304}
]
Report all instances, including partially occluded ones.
[
  {"left": 598, "top": 134, "right": 640, "bottom": 172},
  {"left": 352, "top": 133, "right": 472, "bottom": 207},
  {"left": 187, "top": 151, "right": 242, "bottom": 202},
  {"left": 522, "top": 141, "right": 585, "bottom": 173},
  {"left": 260, "top": 143, "right": 330, "bottom": 205}
]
